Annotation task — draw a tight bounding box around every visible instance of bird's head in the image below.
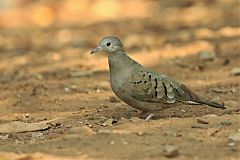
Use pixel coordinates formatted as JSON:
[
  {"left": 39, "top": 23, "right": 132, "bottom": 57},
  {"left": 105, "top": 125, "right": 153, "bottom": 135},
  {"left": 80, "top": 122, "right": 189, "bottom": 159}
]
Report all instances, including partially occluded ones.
[{"left": 91, "top": 36, "right": 124, "bottom": 54}]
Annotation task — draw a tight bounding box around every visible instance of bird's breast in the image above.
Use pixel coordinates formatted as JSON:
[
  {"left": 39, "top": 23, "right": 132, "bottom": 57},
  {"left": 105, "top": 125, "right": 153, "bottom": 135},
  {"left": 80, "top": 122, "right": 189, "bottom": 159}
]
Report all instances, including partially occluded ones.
[
  {"left": 108, "top": 54, "right": 134, "bottom": 96},
  {"left": 109, "top": 68, "right": 131, "bottom": 98}
]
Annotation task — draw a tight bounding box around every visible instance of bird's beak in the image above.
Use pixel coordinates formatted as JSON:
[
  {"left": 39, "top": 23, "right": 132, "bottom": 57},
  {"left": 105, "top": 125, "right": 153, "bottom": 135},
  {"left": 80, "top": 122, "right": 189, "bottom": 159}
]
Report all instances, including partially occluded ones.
[{"left": 90, "top": 46, "right": 103, "bottom": 54}]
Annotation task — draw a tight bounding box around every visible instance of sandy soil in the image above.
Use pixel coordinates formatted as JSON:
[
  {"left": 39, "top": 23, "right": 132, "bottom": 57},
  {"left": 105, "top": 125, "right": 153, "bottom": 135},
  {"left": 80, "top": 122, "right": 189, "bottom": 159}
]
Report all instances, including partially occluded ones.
[{"left": 0, "top": 1, "right": 240, "bottom": 160}]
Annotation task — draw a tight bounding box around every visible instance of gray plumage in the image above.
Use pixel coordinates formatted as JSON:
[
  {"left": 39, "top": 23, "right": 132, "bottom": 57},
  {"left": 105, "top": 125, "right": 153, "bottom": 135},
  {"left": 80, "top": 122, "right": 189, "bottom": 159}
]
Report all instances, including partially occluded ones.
[{"left": 91, "top": 36, "right": 225, "bottom": 112}]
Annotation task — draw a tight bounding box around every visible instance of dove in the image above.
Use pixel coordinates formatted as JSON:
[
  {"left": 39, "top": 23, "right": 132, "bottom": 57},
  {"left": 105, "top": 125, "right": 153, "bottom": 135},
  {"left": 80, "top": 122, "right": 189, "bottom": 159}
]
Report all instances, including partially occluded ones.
[{"left": 91, "top": 36, "right": 225, "bottom": 119}]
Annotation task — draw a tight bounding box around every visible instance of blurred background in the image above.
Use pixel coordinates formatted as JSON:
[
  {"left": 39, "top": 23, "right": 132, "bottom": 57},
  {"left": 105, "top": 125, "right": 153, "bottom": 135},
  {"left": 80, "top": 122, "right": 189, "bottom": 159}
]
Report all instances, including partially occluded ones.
[
  {"left": 0, "top": 0, "right": 239, "bottom": 73},
  {"left": 0, "top": 0, "right": 239, "bottom": 27},
  {"left": 0, "top": 0, "right": 155, "bottom": 27}
]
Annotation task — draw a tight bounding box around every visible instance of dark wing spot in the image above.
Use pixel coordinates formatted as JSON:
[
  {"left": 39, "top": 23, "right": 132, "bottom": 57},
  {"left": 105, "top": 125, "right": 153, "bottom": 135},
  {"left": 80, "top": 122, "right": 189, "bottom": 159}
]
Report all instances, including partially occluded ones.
[
  {"left": 162, "top": 82, "right": 167, "bottom": 96},
  {"left": 144, "top": 81, "right": 147, "bottom": 83},
  {"left": 149, "top": 75, "right": 151, "bottom": 80},
  {"left": 154, "top": 78, "right": 158, "bottom": 97},
  {"left": 134, "top": 81, "right": 143, "bottom": 84},
  {"left": 170, "top": 84, "right": 181, "bottom": 97}
]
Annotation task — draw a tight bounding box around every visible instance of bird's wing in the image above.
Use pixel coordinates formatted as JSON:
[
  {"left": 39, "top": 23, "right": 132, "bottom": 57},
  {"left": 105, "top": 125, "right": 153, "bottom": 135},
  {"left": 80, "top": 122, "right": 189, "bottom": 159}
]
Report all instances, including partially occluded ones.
[{"left": 129, "top": 68, "right": 193, "bottom": 104}]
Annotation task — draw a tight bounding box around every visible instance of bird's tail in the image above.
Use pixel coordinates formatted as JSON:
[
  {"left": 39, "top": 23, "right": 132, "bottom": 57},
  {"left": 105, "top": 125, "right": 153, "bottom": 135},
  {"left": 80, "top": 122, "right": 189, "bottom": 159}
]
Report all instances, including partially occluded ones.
[
  {"left": 181, "top": 84, "right": 226, "bottom": 109},
  {"left": 193, "top": 98, "right": 226, "bottom": 109}
]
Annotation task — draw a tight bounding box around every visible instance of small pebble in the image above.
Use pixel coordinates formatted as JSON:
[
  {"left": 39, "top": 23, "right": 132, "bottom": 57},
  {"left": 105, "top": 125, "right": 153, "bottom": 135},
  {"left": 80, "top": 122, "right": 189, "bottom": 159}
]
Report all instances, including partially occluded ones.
[
  {"left": 220, "top": 121, "right": 232, "bottom": 126},
  {"left": 137, "top": 131, "right": 145, "bottom": 136},
  {"left": 70, "top": 85, "right": 77, "bottom": 90},
  {"left": 228, "top": 132, "right": 240, "bottom": 142},
  {"left": 101, "top": 117, "right": 117, "bottom": 127},
  {"left": 36, "top": 74, "right": 43, "bottom": 80},
  {"left": 223, "top": 59, "right": 230, "bottom": 65},
  {"left": 199, "top": 51, "right": 216, "bottom": 61},
  {"left": 230, "top": 67, "right": 240, "bottom": 76},
  {"left": 122, "top": 140, "right": 128, "bottom": 145},
  {"left": 163, "top": 145, "right": 179, "bottom": 158},
  {"left": 25, "top": 113, "right": 30, "bottom": 118},
  {"left": 228, "top": 142, "right": 235, "bottom": 146},
  {"left": 64, "top": 87, "right": 70, "bottom": 92},
  {"left": 86, "top": 124, "right": 94, "bottom": 128},
  {"left": 197, "top": 118, "right": 209, "bottom": 124},
  {"left": 180, "top": 109, "right": 186, "bottom": 113},
  {"left": 211, "top": 96, "right": 220, "bottom": 101},
  {"left": 231, "top": 87, "right": 236, "bottom": 93}
]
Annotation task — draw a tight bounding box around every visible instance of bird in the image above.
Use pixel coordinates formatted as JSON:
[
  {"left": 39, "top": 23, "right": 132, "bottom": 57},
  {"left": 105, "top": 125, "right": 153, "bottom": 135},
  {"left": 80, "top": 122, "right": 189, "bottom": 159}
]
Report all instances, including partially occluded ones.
[{"left": 91, "top": 36, "right": 225, "bottom": 119}]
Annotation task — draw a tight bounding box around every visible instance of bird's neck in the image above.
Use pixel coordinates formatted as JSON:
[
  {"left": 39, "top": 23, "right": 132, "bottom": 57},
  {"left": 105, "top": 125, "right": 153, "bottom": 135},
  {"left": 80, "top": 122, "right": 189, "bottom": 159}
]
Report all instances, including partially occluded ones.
[{"left": 108, "top": 52, "right": 137, "bottom": 75}]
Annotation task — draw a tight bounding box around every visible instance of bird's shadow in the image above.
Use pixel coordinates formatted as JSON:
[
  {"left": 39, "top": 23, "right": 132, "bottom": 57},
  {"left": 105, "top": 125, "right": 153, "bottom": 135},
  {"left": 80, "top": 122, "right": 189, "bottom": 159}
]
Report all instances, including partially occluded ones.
[{"left": 109, "top": 103, "right": 239, "bottom": 120}]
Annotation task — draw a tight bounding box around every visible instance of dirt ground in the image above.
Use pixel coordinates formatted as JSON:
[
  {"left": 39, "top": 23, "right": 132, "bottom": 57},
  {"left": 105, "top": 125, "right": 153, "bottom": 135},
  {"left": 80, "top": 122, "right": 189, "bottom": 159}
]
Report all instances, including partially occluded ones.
[{"left": 0, "top": 0, "right": 240, "bottom": 160}]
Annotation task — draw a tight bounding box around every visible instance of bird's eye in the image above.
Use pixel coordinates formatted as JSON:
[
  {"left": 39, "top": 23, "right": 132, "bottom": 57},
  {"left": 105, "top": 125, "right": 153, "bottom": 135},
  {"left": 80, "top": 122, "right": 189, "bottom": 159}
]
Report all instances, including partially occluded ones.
[{"left": 106, "top": 42, "right": 111, "bottom": 46}]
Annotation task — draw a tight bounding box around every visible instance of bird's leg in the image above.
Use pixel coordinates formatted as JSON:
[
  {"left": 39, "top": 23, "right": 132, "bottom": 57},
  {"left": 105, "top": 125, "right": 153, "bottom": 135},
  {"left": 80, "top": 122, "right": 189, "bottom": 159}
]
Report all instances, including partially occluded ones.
[
  {"left": 145, "top": 113, "right": 154, "bottom": 121},
  {"left": 139, "top": 111, "right": 154, "bottom": 120}
]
